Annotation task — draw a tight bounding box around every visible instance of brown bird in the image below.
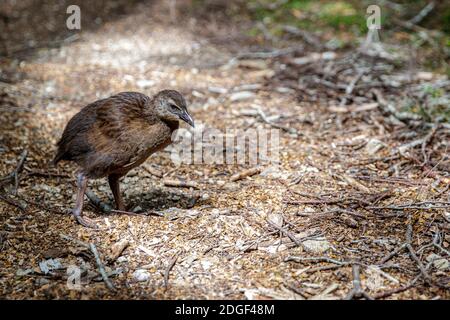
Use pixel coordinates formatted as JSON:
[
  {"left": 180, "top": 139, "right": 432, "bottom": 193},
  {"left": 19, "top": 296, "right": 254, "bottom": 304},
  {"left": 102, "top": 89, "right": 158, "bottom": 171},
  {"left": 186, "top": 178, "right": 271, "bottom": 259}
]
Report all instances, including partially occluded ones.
[{"left": 53, "top": 90, "right": 194, "bottom": 228}]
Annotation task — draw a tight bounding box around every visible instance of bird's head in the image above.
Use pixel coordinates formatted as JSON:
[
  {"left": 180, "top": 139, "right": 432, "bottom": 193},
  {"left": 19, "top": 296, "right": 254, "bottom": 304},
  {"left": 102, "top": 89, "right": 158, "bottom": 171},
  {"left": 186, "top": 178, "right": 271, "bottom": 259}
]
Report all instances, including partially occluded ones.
[{"left": 153, "top": 90, "right": 194, "bottom": 127}]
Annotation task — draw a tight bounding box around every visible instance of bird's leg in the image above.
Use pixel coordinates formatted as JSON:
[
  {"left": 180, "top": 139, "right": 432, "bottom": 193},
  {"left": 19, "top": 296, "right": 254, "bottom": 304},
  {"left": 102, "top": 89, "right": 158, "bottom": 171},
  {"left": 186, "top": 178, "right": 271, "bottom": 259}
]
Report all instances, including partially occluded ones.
[
  {"left": 72, "top": 172, "right": 97, "bottom": 228},
  {"left": 108, "top": 174, "right": 125, "bottom": 211}
]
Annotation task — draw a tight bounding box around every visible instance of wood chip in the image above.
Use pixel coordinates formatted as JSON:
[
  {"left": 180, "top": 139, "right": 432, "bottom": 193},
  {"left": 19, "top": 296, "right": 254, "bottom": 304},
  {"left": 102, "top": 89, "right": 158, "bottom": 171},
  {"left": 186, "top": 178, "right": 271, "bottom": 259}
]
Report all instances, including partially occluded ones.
[
  {"left": 163, "top": 179, "right": 199, "bottom": 189},
  {"left": 230, "top": 166, "right": 262, "bottom": 182}
]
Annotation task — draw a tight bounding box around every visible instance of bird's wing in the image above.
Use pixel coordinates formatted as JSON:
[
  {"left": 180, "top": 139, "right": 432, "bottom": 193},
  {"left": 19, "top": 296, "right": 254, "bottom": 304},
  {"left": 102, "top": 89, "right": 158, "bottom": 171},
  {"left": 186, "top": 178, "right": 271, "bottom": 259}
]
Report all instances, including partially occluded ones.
[
  {"left": 84, "top": 118, "right": 172, "bottom": 177},
  {"left": 53, "top": 102, "right": 99, "bottom": 164}
]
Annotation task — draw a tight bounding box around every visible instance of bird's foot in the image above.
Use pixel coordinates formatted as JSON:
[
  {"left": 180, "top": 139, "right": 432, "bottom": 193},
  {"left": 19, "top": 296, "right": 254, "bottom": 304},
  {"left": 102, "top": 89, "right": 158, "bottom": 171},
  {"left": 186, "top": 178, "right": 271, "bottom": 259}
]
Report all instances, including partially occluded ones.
[
  {"left": 75, "top": 215, "right": 98, "bottom": 229},
  {"left": 72, "top": 210, "right": 98, "bottom": 229}
]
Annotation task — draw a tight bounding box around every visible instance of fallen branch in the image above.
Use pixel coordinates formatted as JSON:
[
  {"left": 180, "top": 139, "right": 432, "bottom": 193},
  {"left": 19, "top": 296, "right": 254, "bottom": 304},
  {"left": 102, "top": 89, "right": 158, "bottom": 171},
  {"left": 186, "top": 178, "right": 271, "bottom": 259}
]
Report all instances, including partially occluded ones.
[{"left": 345, "top": 264, "right": 374, "bottom": 300}]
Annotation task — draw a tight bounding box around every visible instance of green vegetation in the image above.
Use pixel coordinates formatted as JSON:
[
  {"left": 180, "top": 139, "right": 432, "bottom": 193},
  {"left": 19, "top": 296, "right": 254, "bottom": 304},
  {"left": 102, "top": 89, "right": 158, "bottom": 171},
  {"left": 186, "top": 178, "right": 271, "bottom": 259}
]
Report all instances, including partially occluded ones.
[
  {"left": 247, "top": 0, "right": 367, "bottom": 35},
  {"left": 402, "top": 86, "right": 450, "bottom": 123}
]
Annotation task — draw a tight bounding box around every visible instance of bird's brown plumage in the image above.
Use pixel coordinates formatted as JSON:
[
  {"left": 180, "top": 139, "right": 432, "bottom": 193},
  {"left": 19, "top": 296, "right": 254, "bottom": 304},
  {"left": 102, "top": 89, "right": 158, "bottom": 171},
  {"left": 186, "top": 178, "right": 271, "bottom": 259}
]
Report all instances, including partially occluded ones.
[
  {"left": 53, "top": 90, "right": 192, "bottom": 228},
  {"left": 54, "top": 91, "right": 179, "bottom": 178}
]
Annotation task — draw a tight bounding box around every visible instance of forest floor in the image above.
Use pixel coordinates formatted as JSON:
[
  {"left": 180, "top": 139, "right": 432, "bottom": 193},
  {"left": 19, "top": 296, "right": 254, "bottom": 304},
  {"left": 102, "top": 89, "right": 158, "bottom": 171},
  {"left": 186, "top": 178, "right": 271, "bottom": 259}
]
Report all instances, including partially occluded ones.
[{"left": 0, "top": 0, "right": 449, "bottom": 299}]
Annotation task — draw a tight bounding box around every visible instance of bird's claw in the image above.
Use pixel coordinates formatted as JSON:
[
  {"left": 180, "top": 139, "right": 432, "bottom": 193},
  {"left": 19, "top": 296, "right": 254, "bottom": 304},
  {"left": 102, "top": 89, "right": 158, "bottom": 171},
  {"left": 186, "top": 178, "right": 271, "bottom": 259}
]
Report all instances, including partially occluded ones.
[{"left": 72, "top": 210, "right": 98, "bottom": 229}]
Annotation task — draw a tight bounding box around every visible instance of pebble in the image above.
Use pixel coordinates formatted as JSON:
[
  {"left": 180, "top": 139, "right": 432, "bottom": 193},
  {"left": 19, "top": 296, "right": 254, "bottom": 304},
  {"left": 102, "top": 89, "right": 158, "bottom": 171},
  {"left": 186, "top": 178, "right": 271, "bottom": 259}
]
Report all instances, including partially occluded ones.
[
  {"left": 426, "top": 254, "right": 449, "bottom": 271},
  {"left": 302, "top": 239, "right": 332, "bottom": 254},
  {"left": 39, "top": 258, "right": 63, "bottom": 274},
  {"left": 267, "top": 213, "right": 283, "bottom": 228},
  {"left": 133, "top": 269, "right": 151, "bottom": 282},
  {"left": 201, "top": 193, "right": 210, "bottom": 201},
  {"left": 208, "top": 86, "right": 227, "bottom": 94},
  {"left": 136, "top": 79, "right": 155, "bottom": 88},
  {"left": 229, "top": 91, "right": 255, "bottom": 102},
  {"left": 365, "top": 139, "right": 385, "bottom": 155}
]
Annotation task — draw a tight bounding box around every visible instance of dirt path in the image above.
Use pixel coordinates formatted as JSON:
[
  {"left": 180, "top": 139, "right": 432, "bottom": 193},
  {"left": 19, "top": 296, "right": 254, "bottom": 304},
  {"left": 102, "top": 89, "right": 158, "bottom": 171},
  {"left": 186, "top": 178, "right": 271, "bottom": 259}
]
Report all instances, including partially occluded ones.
[{"left": 1, "top": 1, "right": 449, "bottom": 299}]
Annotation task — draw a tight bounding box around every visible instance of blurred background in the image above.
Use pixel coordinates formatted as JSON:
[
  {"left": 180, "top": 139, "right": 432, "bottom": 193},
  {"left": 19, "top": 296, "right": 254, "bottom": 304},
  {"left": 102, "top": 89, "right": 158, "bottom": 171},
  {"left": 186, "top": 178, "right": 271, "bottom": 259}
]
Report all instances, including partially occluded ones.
[{"left": 1, "top": 0, "right": 449, "bottom": 71}]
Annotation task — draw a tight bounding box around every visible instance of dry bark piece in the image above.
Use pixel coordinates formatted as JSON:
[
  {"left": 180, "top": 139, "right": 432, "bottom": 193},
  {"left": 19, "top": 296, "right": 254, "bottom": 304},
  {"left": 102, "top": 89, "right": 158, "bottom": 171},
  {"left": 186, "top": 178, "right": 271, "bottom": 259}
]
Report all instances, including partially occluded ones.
[
  {"left": 143, "top": 164, "right": 163, "bottom": 178},
  {"left": 163, "top": 179, "right": 199, "bottom": 189},
  {"left": 230, "top": 167, "right": 262, "bottom": 182},
  {"left": 108, "top": 239, "right": 129, "bottom": 263}
]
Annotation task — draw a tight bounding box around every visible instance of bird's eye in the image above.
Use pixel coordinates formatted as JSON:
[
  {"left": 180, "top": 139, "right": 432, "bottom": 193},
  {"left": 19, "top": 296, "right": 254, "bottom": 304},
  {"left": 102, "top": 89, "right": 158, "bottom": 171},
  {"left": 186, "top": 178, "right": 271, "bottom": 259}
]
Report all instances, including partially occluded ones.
[{"left": 169, "top": 104, "right": 179, "bottom": 111}]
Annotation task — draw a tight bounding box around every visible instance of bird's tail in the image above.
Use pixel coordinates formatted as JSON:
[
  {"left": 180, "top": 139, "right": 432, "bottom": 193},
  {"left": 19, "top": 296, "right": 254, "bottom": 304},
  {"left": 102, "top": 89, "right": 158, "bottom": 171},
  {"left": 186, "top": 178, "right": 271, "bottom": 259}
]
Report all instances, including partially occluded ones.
[{"left": 51, "top": 149, "right": 64, "bottom": 166}]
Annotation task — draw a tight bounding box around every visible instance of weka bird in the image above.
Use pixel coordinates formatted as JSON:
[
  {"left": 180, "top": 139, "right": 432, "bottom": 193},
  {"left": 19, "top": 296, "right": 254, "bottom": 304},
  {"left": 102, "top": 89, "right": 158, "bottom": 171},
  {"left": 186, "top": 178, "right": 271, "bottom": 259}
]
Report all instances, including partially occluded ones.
[{"left": 53, "top": 90, "right": 194, "bottom": 228}]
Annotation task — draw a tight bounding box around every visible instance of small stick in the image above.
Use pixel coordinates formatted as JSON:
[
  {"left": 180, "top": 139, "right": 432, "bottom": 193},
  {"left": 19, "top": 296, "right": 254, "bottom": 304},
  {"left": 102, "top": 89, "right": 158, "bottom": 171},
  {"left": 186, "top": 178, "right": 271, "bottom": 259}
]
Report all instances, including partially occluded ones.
[
  {"left": 163, "top": 179, "right": 198, "bottom": 189},
  {"left": 255, "top": 107, "right": 297, "bottom": 134},
  {"left": 345, "top": 264, "right": 374, "bottom": 300},
  {"left": 13, "top": 150, "right": 28, "bottom": 194},
  {"left": 24, "top": 169, "right": 70, "bottom": 179},
  {"left": 421, "top": 123, "right": 439, "bottom": 165},
  {"left": 379, "top": 244, "right": 406, "bottom": 264},
  {"left": 230, "top": 166, "right": 262, "bottom": 182},
  {"left": 373, "top": 276, "right": 420, "bottom": 299},
  {"left": 60, "top": 233, "right": 89, "bottom": 248},
  {"left": 0, "top": 149, "right": 28, "bottom": 194},
  {"left": 377, "top": 215, "right": 432, "bottom": 285},
  {"left": 60, "top": 234, "right": 115, "bottom": 291},
  {"left": 85, "top": 189, "right": 113, "bottom": 212},
  {"left": 267, "top": 220, "right": 301, "bottom": 246},
  {"left": 89, "top": 243, "right": 115, "bottom": 291},
  {"left": 0, "top": 194, "right": 27, "bottom": 211},
  {"left": 164, "top": 255, "right": 178, "bottom": 290},
  {"left": 143, "top": 165, "right": 163, "bottom": 178},
  {"left": 340, "top": 174, "right": 371, "bottom": 193},
  {"left": 306, "top": 264, "right": 344, "bottom": 273},
  {"left": 285, "top": 256, "right": 347, "bottom": 265}
]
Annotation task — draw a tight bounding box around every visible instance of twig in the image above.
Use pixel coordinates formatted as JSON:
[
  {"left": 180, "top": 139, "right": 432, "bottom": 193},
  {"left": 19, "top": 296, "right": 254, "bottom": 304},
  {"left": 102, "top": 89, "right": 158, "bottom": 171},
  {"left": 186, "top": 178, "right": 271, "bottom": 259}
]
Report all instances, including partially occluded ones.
[
  {"left": 373, "top": 276, "right": 419, "bottom": 299},
  {"left": 267, "top": 219, "right": 301, "bottom": 246},
  {"left": 377, "top": 215, "right": 432, "bottom": 285},
  {"left": 407, "top": 1, "right": 435, "bottom": 25},
  {"left": 108, "top": 239, "right": 129, "bottom": 263},
  {"left": 432, "top": 231, "right": 450, "bottom": 257},
  {"left": 59, "top": 233, "right": 90, "bottom": 248},
  {"left": 255, "top": 107, "right": 298, "bottom": 134},
  {"left": 24, "top": 169, "right": 70, "bottom": 179},
  {"left": 0, "top": 193, "right": 27, "bottom": 211},
  {"left": 339, "top": 69, "right": 366, "bottom": 106},
  {"left": 285, "top": 256, "right": 348, "bottom": 265},
  {"left": 163, "top": 179, "right": 199, "bottom": 189},
  {"left": 0, "top": 149, "right": 28, "bottom": 194},
  {"left": 89, "top": 243, "right": 115, "bottom": 291},
  {"left": 345, "top": 264, "right": 374, "bottom": 300},
  {"left": 85, "top": 189, "right": 113, "bottom": 212},
  {"left": 230, "top": 166, "right": 262, "bottom": 182},
  {"left": 60, "top": 234, "right": 115, "bottom": 291},
  {"left": 164, "top": 255, "right": 178, "bottom": 290},
  {"left": 421, "top": 123, "right": 439, "bottom": 165},
  {"left": 142, "top": 164, "right": 163, "bottom": 178},
  {"left": 282, "top": 25, "right": 323, "bottom": 49},
  {"left": 235, "top": 47, "right": 298, "bottom": 60},
  {"left": 373, "top": 89, "right": 422, "bottom": 123}
]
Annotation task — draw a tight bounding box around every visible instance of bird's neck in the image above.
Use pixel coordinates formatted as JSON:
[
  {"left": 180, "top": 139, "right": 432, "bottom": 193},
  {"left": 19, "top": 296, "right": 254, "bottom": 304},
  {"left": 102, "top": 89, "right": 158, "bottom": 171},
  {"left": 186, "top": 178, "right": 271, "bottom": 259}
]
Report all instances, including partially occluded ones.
[{"left": 164, "top": 119, "right": 180, "bottom": 132}]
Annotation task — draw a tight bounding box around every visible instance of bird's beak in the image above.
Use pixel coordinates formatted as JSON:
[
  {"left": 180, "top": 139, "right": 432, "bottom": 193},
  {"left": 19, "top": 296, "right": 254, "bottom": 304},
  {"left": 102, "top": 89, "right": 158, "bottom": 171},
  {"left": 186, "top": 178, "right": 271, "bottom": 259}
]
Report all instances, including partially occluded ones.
[{"left": 180, "top": 110, "right": 195, "bottom": 128}]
